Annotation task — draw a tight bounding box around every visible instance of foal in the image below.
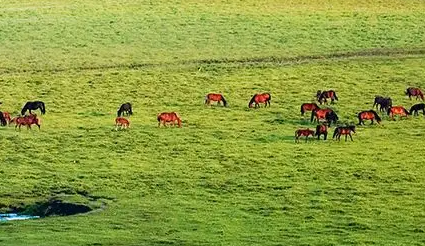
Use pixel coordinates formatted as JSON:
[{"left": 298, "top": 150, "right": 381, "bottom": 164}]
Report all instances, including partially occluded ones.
[{"left": 295, "top": 128, "right": 315, "bottom": 143}]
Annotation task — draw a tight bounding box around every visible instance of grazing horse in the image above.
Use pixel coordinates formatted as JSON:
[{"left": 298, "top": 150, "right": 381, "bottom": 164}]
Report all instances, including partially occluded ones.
[
  {"left": 358, "top": 110, "right": 381, "bottom": 125},
  {"left": 205, "top": 93, "right": 228, "bottom": 107},
  {"left": 117, "top": 103, "right": 133, "bottom": 117},
  {"left": 11, "top": 114, "right": 40, "bottom": 130},
  {"left": 325, "top": 111, "right": 339, "bottom": 126},
  {"left": 333, "top": 125, "right": 356, "bottom": 142},
  {"left": 295, "top": 128, "right": 315, "bottom": 143},
  {"left": 406, "top": 87, "right": 424, "bottom": 101},
  {"left": 248, "top": 93, "right": 271, "bottom": 108},
  {"left": 115, "top": 117, "right": 130, "bottom": 130},
  {"left": 387, "top": 106, "right": 409, "bottom": 120},
  {"left": 315, "top": 124, "right": 328, "bottom": 140},
  {"left": 311, "top": 108, "right": 333, "bottom": 123},
  {"left": 373, "top": 96, "right": 392, "bottom": 112},
  {"left": 300, "top": 103, "right": 319, "bottom": 116},
  {"left": 316, "top": 90, "right": 338, "bottom": 104},
  {"left": 21, "top": 101, "right": 46, "bottom": 115},
  {"left": 409, "top": 103, "right": 425, "bottom": 116},
  {"left": 0, "top": 111, "right": 7, "bottom": 126},
  {"left": 157, "top": 112, "right": 182, "bottom": 127}
]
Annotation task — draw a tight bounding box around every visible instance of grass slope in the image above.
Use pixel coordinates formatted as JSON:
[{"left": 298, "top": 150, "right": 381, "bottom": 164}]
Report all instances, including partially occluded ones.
[{"left": 0, "top": 1, "right": 425, "bottom": 245}]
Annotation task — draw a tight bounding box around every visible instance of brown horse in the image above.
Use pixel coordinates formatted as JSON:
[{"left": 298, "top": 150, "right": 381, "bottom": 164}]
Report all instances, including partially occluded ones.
[
  {"left": 157, "top": 112, "right": 182, "bottom": 127},
  {"left": 310, "top": 108, "right": 333, "bottom": 123},
  {"left": 300, "top": 103, "right": 319, "bottom": 116},
  {"left": 406, "top": 87, "right": 424, "bottom": 101},
  {"left": 115, "top": 117, "right": 130, "bottom": 130},
  {"left": 358, "top": 110, "right": 381, "bottom": 125},
  {"left": 333, "top": 125, "right": 356, "bottom": 141},
  {"left": 295, "top": 128, "right": 315, "bottom": 143},
  {"left": 11, "top": 114, "right": 40, "bottom": 130},
  {"left": 316, "top": 90, "right": 338, "bottom": 104},
  {"left": 205, "top": 93, "right": 228, "bottom": 107},
  {"left": 315, "top": 124, "right": 328, "bottom": 140},
  {"left": 248, "top": 93, "right": 271, "bottom": 108},
  {"left": 387, "top": 106, "right": 409, "bottom": 120}
]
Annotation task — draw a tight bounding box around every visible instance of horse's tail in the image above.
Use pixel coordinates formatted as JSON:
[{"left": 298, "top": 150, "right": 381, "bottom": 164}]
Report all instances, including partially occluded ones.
[
  {"left": 221, "top": 95, "right": 228, "bottom": 107},
  {"left": 157, "top": 113, "right": 161, "bottom": 122},
  {"left": 372, "top": 110, "right": 381, "bottom": 122},
  {"left": 117, "top": 109, "right": 121, "bottom": 117},
  {"left": 129, "top": 105, "right": 133, "bottom": 115},
  {"left": 248, "top": 94, "right": 256, "bottom": 108},
  {"left": 419, "top": 91, "right": 424, "bottom": 100},
  {"left": 315, "top": 125, "right": 320, "bottom": 136},
  {"left": 404, "top": 107, "right": 410, "bottom": 115},
  {"left": 204, "top": 95, "right": 209, "bottom": 105},
  {"left": 300, "top": 104, "right": 305, "bottom": 115},
  {"left": 332, "top": 128, "right": 339, "bottom": 139},
  {"left": 387, "top": 107, "right": 391, "bottom": 115},
  {"left": 0, "top": 111, "right": 6, "bottom": 126},
  {"left": 310, "top": 110, "right": 316, "bottom": 122},
  {"left": 40, "top": 102, "right": 46, "bottom": 115}
]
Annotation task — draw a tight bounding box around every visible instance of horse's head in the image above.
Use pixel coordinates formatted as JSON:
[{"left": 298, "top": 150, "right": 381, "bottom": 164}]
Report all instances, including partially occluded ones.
[{"left": 349, "top": 125, "right": 356, "bottom": 133}]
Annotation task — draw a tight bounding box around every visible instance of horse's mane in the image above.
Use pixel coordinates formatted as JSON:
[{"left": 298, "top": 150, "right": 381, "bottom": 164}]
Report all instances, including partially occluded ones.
[
  {"left": 248, "top": 94, "right": 257, "bottom": 107},
  {"left": 221, "top": 95, "right": 228, "bottom": 107},
  {"left": 370, "top": 110, "right": 381, "bottom": 121}
]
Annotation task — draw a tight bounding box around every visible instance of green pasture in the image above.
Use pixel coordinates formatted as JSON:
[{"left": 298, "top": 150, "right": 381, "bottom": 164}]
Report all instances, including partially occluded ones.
[{"left": 1, "top": 1, "right": 425, "bottom": 245}]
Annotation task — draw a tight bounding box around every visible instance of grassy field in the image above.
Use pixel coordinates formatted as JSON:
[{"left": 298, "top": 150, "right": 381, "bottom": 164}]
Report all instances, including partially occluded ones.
[{"left": 1, "top": 1, "right": 425, "bottom": 245}]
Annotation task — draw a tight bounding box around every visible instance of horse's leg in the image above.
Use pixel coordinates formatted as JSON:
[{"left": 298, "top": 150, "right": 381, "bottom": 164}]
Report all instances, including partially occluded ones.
[
  {"left": 349, "top": 133, "right": 353, "bottom": 141},
  {"left": 345, "top": 134, "right": 348, "bottom": 142},
  {"left": 324, "top": 132, "right": 327, "bottom": 140},
  {"left": 423, "top": 109, "right": 425, "bottom": 115},
  {"left": 305, "top": 135, "right": 308, "bottom": 142},
  {"left": 370, "top": 119, "right": 373, "bottom": 125}
]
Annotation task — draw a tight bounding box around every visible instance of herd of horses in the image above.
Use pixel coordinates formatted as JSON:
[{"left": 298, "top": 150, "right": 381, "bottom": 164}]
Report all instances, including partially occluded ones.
[
  {"left": 1, "top": 87, "right": 423, "bottom": 141},
  {"left": 296, "top": 87, "right": 424, "bottom": 142}
]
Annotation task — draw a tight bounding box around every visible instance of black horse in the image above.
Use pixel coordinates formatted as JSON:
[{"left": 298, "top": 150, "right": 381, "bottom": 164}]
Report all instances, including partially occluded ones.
[
  {"left": 373, "top": 96, "right": 392, "bottom": 112},
  {"left": 117, "top": 103, "right": 133, "bottom": 117},
  {"left": 325, "top": 111, "right": 339, "bottom": 126},
  {"left": 0, "top": 111, "right": 7, "bottom": 126},
  {"left": 21, "top": 101, "right": 46, "bottom": 115},
  {"left": 409, "top": 103, "right": 425, "bottom": 116}
]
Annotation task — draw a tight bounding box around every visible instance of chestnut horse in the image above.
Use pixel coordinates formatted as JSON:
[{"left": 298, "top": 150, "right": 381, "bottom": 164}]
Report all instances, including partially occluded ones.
[
  {"left": 409, "top": 103, "right": 425, "bottom": 116},
  {"left": 316, "top": 90, "right": 338, "bottom": 104},
  {"left": 406, "top": 87, "right": 424, "bottom": 101},
  {"left": 315, "top": 124, "right": 328, "bottom": 140},
  {"left": 157, "top": 112, "right": 182, "bottom": 127},
  {"left": 387, "top": 106, "right": 409, "bottom": 120},
  {"left": 115, "top": 117, "right": 130, "bottom": 130},
  {"left": 248, "top": 93, "right": 271, "bottom": 108},
  {"left": 205, "top": 93, "right": 228, "bottom": 107},
  {"left": 358, "top": 110, "right": 381, "bottom": 125},
  {"left": 295, "top": 128, "right": 315, "bottom": 143},
  {"left": 333, "top": 125, "right": 356, "bottom": 141},
  {"left": 300, "top": 103, "right": 319, "bottom": 116},
  {"left": 11, "top": 114, "right": 40, "bottom": 130},
  {"left": 311, "top": 108, "right": 334, "bottom": 123}
]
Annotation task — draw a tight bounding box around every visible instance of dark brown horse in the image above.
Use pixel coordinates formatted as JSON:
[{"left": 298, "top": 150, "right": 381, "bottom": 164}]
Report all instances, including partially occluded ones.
[
  {"left": 248, "top": 93, "right": 271, "bottom": 108},
  {"left": 409, "top": 103, "right": 425, "bottom": 116},
  {"left": 358, "top": 110, "right": 381, "bottom": 125},
  {"left": 157, "top": 112, "right": 182, "bottom": 127},
  {"left": 2, "top": 112, "right": 11, "bottom": 125},
  {"left": 315, "top": 124, "right": 328, "bottom": 140},
  {"left": 300, "top": 103, "right": 319, "bottom": 116},
  {"left": 406, "top": 87, "right": 424, "bottom": 101},
  {"left": 373, "top": 96, "right": 392, "bottom": 112},
  {"left": 387, "top": 106, "right": 409, "bottom": 120},
  {"left": 295, "top": 128, "right": 315, "bottom": 143},
  {"left": 205, "top": 93, "right": 228, "bottom": 107},
  {"left": 333, "top": 125, "right": 356, "bottom": 141},
  {"left": 316, "top": 90, "right": 338, "bottom": 104}
]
